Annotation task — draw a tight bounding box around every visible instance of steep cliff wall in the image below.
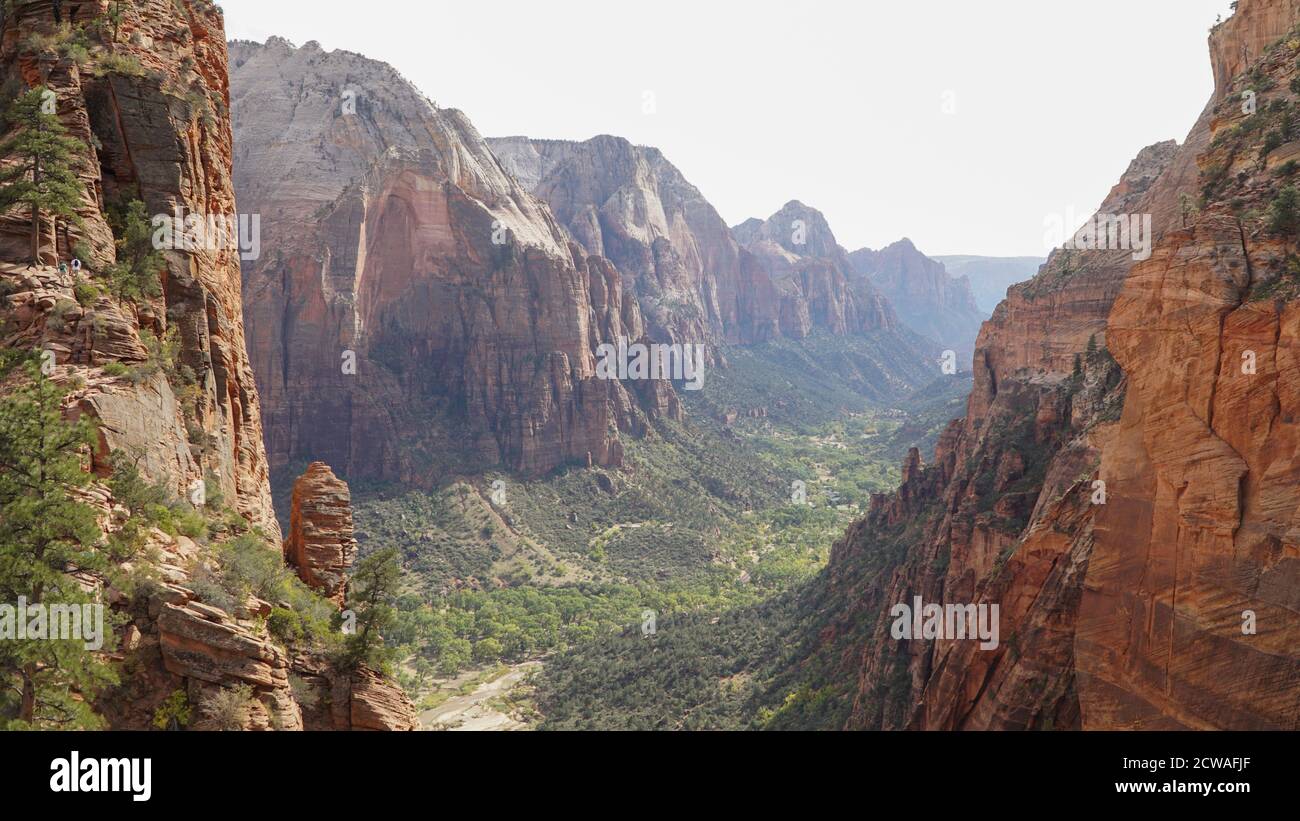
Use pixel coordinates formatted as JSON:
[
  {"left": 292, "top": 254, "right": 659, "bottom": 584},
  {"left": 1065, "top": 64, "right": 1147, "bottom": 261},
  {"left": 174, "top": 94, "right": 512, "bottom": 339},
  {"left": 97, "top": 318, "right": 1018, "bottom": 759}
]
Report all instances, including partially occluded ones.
[
  {"left": 489, "top": 138, "right": 907, "bottom": 351},
  {"left": 1, "top": 0, "right": 278, "bottom": 536},
  {"left": 490, "top": 135, "right": 735, "bottom": 347},
  {"left": 230, "top": 40, "right": 647, "bottom": 482},
  {"left": 1077, "top": 3, "right": 1300, "bottom": 729},
  {"left": 783, "top": 0, "right": 1300, "bottom": 730},
  {"left": 730, "top": 200, "right": 900, "bottom": 342},
  {"left": 0, "top": 1, "right": 410, "bottom": 731}
]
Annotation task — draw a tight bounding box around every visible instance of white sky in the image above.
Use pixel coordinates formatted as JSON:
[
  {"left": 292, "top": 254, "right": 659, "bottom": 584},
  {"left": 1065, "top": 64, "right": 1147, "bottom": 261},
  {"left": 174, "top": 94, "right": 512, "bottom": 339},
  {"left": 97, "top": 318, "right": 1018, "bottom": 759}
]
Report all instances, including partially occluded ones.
[{"left": 218, "top": 0, "right": 1237, "bottom": 257}]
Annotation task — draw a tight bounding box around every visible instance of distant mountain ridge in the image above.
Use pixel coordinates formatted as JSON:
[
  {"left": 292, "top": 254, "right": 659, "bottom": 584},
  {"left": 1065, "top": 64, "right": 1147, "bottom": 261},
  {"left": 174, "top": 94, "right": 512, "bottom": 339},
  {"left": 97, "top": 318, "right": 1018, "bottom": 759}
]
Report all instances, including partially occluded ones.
[
  {"left": 487, "top": 136, "right": 920, "bottom": 352},
  {"left": 932, "top": 255, "right": 1047, "bottom": 314},
  {"left": 848, "top": 239, "right": 986, "bottom": 361}
]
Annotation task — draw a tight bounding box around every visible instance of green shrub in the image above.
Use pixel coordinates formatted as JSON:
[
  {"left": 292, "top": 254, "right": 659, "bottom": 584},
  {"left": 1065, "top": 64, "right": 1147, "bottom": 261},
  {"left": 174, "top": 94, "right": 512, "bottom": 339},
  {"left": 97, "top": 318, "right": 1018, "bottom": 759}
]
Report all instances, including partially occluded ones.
[
  {"left": 1263, "top": 129, "right": 1284, "bottom": 157},
  {"left": 173, "top": 507, "right": 207, "bottom": 539},
  {"left": 268, "top": 607, "right": 304, "bottom": 644},
  {"left": 187, "top": 569, "right": 238, "bottom": 613},
  {"left": 1267, "top": 185, "right": 1300, "bottom": 235},
  {"left": 103, "top": 199, "right": 164, "bottom": 302},
  {"left": 71, "top": 240, "right": 94, "bottom": 267},
  {"left": 215, "top": 535, "right": 289, "bottom": 601},
  {"left": 95, "top": 52, "right": 147, "bottom": 78},
  {"left": 101, "top": 361, "right": 129, "bottom": 377},
  {"left": 73, "top": 281, "right": 99, "bottom": 307},
  {"left": 151, "top": 689, "right": 191, "bottom": 731}
]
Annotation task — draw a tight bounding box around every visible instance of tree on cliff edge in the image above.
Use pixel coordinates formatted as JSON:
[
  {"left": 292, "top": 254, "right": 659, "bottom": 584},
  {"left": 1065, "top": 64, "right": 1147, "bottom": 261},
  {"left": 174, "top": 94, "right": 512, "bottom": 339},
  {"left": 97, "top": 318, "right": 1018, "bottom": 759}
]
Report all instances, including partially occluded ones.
[
  {"left": 0, "top": 87, "right": 84, "bottom": 265},
  {"left": 0, "top": 359, "right": 118, "bottom": 729},
  {"left": 339, "top": 547, "right": 402, "bottom": 674}
]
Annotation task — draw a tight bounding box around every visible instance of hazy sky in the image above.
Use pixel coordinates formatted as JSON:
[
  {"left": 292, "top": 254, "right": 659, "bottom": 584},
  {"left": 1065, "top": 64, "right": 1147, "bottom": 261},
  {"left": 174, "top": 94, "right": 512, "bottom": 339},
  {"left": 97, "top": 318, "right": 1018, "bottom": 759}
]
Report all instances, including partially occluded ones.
[{"left": 219, "top": 0, "right": 1236, "bottom": 257}]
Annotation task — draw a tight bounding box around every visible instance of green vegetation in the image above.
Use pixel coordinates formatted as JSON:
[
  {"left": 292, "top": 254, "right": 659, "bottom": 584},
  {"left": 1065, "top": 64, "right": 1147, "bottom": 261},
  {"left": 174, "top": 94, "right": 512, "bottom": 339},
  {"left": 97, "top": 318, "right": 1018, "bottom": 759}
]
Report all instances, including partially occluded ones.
[
  {"left": 1250, "top": 253, "right": 1300, "bottom": 301},
  {"left": 103, "top": 198, "right": 164, "bottom": 304},
  {"left": 151, "top": 689, "right": 192, "bottom": 731},
  {"left": 1267, "top": 184, "right": 1300, "bottom": 235},
  {"left": 0, "top": 87, "right": 84, "bottom": 264},
  {"left": 530, "top": 368, "right": 1080, "bottom": 730},
  {"left": 339, "top": 548, "right": 403, "bottom": 673},
  {"left": 0, "top": 358, "right": 117, "bottom": 728},
  {"left": 329, "top": 336, "right": 965, "bottom": 704},
  {"left": 198, "top": 683, "right": 255, "bottom": 731}
]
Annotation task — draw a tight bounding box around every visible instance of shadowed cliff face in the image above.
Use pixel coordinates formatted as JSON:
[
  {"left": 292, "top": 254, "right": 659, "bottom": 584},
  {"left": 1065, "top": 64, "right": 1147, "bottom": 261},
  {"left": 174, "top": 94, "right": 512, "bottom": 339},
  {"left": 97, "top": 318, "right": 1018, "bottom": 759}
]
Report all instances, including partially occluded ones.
[
  {"left": 230, "top": 40, "right": 648, "bottom": 482},
  {"left": 490, "top": 135, "right": 730, "bottom": 348},
  {"left": 730, "top": 200, "right": 902, "bottom": 343},
  {"left": 791, "top": 0, "right": 1300, "bottom": 730}
]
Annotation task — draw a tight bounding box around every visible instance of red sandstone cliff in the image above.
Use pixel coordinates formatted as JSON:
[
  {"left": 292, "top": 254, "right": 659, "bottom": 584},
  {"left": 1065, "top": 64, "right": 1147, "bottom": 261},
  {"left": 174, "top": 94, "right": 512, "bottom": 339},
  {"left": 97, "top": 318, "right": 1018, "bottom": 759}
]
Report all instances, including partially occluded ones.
[
  {"left": 799, "top": 0, "right": 1300, "bottom": 730},
  {"left": 0, "top": 2, "right": 411, "bottom": 731},
  {"left": 286, "top": 462, "right": 356, "bottom": 606},
  {"left": 1, "top": 0, "right": 278, "bottom": 536},
  {"left": 1077, "top": 4, "right": 1300, "bottom": 729}
]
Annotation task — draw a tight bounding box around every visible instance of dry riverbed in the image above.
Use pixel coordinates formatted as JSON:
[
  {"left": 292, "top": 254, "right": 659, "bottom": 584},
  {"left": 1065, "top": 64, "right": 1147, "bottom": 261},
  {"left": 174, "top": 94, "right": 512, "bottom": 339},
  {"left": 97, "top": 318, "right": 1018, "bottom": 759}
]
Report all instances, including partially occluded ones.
[{"left": 418, "top": 661, "right": 542, "bottom": 731}]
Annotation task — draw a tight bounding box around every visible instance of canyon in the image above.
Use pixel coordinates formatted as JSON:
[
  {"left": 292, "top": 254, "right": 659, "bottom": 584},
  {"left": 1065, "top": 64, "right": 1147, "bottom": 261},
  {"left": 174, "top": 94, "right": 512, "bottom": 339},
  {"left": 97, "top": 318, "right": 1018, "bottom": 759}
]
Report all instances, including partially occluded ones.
[
  {"left": 848, "top": 238, "right": 986, "bottom": 361},
  {"left": 1, "top": 0, "right": 1296, "bottom": 736},
  {"left": 228, "top": 44, "right": 959, "bottom": 491},
  {"left": 532, "top": 0, "right": 1300, "bottom": 733}
]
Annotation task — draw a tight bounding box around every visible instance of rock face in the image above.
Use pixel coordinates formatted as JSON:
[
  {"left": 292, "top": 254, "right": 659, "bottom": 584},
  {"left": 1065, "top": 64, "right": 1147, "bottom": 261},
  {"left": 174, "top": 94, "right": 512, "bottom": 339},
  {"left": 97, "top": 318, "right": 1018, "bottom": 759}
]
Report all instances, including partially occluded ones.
[
  {"left": 0, "top": 0, "right": 279, "bottom": 538},
  {"left": 848, "top": 239, "right": 986, "bottom": 361},
  {"left": 730, "top": 200, "right": 900, "bottom": 341},
  {"left": 231, "top": 40, "right": 641, "bottom": 482},
  {"left": 95, "top": 530, "right": 306, "bottom": 731},
  {"left": 489, "top": 139, "right": 907, "bottom": 349},
  {"left": 787, "top": 0, "right": 1300, "bottom": 731},
  {"left": 1076, "top": 2, "right": 1300, "bottom": 729},
  {"left": 286, "top": 462, "right": 356, "bottom": 606},
  {"left": 0, "top": 1, "right": 411, "bottom": 731},
  {"left": 5, "top": 0, "right": 279, "bottom": 537},
  {"left": 290, "top": 655, "right": 419, "bottom": 731},
  {"left": 489, "top": 135, "right": 736, "bottom": 347}
]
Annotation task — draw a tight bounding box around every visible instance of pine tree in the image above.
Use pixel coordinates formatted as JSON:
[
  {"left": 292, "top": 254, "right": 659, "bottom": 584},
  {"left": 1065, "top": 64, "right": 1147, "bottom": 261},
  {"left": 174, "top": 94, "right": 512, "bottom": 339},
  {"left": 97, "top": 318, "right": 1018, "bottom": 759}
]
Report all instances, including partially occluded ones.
[
  {"left": 0, "top": 87, "right": 84, "bottom": 265},
  {"left": 104, "top": 198, "right": 164, "bottom": 302},
  {"left": 106, "top": 2, "right": 126, "bottom": 43},
  {"left": 340, "top": 547, "right": 402, "bottom": 673},
  {"left": 0, "top": 359, "right": 118, "bottom": 728}
]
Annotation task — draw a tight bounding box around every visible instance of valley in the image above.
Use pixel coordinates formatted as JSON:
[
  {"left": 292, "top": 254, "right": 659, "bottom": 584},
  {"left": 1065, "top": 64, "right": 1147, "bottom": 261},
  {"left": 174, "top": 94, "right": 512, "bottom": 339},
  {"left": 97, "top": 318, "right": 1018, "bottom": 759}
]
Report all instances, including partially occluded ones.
[{"left": 272, "top": 335, "right": 973, "bottom": 724}]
